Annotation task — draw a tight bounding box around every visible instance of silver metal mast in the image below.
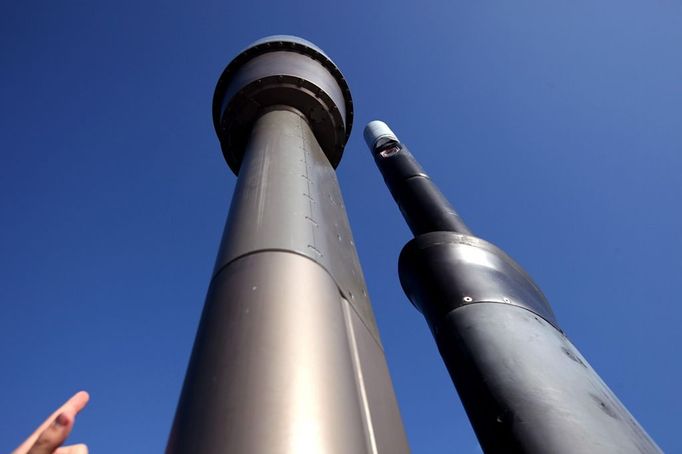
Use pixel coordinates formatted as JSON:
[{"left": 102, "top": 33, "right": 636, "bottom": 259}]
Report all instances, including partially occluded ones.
[{"left": 166, "top": 37, "right": 408, "bottom": 454}]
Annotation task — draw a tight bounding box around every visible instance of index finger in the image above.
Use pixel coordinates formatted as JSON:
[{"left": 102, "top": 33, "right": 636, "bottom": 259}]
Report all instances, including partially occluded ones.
[
  {"left": 13, "top": 391, "right": 90, "bottom": 454},
  {"left": 61, "top": 391, "right": 90, "bottom": 415}
]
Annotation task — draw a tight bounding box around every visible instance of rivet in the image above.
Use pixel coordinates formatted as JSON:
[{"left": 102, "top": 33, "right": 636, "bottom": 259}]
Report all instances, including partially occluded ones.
[{"left": 463, "top": 296, "right": 473, "bottom": 303}]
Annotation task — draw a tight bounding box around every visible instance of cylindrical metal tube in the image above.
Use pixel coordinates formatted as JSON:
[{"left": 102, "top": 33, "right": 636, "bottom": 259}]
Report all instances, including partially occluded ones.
[
  {"left": 168, "top": 37, "right": 408, "bottom": 453},
  {"left": 366, "top": 121, "right": 660, "bottom": 453},
  {"left": 364, "top": 121, "right": 471, "bottom": 236}
]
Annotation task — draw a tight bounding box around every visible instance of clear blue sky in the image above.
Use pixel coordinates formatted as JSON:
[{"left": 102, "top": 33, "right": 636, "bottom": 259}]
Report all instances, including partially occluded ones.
[{"left": 1, "top": 1, "right": 680, "bottom": 452}]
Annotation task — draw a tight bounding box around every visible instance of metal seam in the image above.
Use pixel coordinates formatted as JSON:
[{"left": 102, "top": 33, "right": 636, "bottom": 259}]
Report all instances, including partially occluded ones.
[
  {"left": 210, "top": 248, "right": 386, "bottom": 349},
  {"left": 342, "top": 299, "right": 379, "bottom": 454},
  {"left": 445, "top": 299, "right": 563, "bottom": 334}
]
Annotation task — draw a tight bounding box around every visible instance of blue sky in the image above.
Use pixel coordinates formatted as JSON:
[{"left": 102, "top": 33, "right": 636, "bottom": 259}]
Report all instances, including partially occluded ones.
[{"left": 1, "top": 1, "right": 680, "bottom": 452}]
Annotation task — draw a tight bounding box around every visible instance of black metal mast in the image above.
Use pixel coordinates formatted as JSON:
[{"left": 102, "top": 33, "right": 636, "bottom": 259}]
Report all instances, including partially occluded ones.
[{"left": 364, "top": 120, "right": 661, "bottom": 454}]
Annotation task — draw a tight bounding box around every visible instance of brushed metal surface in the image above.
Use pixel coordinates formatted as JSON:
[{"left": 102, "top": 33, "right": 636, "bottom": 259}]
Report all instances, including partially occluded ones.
[
  {"left": 168, "top": 252, "right": 369, "bottom": 453},
  {"left": 214, "top": 108, "right": 379, "bottom": 341},
  {"left": 342, "top": 297, "right": 410, "bottom": 454},
  {"left": 437, "top": 303, "right": 661, "bottom": 453},
  {"left": 169, "top": 107, "right": 408, "bottom": 453}
]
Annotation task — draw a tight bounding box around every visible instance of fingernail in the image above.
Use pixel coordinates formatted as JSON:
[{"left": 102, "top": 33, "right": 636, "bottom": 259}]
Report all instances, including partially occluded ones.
[{"left": 55, "top": 413, "right": 69, "bottom": 427}]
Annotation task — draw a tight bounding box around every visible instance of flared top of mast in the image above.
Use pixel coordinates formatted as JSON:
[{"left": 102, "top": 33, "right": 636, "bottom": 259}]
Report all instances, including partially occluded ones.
[{"left": 213, "top": 35, "right": 354, "bottom": 173}]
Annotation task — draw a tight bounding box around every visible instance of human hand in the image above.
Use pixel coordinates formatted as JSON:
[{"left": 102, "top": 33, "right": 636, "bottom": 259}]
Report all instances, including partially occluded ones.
[{"left": 13, "top": 391, "right": 90, "bottom": 454}]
